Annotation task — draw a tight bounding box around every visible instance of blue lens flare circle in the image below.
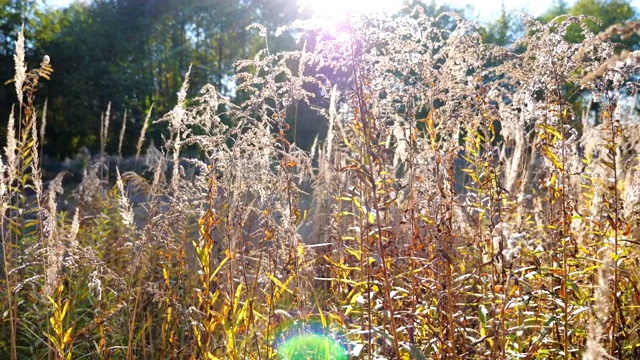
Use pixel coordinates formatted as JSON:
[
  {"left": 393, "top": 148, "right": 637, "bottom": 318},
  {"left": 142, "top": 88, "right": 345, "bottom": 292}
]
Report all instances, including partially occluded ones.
[{"left": 274, "top": 317, "right": 348, "bottom": 360}]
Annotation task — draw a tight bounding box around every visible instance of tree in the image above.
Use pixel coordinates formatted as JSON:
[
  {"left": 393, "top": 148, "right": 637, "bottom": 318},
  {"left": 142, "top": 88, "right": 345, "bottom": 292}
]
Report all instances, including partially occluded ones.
[
  {"left": 538, "top": 0, "right": 569, "bottom": 23},
  {"left": 1, "top": 0, "right": 42, "bottom": 131},
  {"left": 481, "top": 2, "right": 516, "bottom": 46},
  {"left": 32, "top": 0, "right": 303, "bottom": 158},
  {"left": 571, "top": 0, "right": 636, "bottom": 28},
  {"left": 539, "top": 0, "right": 636, "bottom": 44}
]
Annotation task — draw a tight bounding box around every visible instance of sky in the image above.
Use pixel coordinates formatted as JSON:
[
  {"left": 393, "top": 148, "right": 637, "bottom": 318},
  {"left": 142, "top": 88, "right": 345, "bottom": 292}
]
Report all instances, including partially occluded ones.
[
  {"left": 42, "top": 0, "right": 640, "bottom": 22},
  {"left": 444, "top": 0, "right": 640, "bottom": 21}
]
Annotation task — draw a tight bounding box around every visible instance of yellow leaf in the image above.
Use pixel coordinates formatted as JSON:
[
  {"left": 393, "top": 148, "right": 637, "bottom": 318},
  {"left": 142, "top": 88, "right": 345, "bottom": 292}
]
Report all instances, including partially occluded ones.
[
  {"left": 265, "top": 273, "right": 294, "bottom": 295},
  {"left": 315, "top": 299, "right": 327, "bottom": 327},
  {"left": 233, "top": 283, "right": 244, "bottom": 315},
  {"left": 47, "top": 296, "right": 58, "bottom": 308},
  {"left": 162, "top": 267, "right": 169, "bottom": 282},
  {"left": 211, "top": 256, "right": 230, "bottom": 280},
  {"left": 63, "top": 327, "right": 73, "bottom": 346},
  {"left": 367, "top": 212, "right": 375, "bottom": 224},
  {"left": 206, "top": 351, "right": 220, "bottom": 360},
  {"left": 323, "top": 255, "right": 360, "bottom": 271}
]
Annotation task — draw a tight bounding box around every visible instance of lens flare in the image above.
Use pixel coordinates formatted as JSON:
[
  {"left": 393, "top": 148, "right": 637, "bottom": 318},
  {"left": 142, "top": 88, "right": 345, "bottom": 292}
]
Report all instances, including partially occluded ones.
[
  {"left": 274, "top": 317, "right": 348, "bottom": 360},
  {"left": 279, "top": 333, "right": 347, "bottom": 359}
]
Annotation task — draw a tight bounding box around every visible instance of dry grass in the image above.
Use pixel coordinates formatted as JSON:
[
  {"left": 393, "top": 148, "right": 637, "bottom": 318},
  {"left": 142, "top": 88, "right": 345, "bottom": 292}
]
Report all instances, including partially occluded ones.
[{"left": 2, "top": 13, "right": 640, "bottom": 360}]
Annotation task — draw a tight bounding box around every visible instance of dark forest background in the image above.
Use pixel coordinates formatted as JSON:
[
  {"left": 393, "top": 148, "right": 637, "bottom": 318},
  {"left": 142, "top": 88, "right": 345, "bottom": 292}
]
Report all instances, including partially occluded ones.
[{"left": 1, "top": 0, "right": 637, "bottom": 159}]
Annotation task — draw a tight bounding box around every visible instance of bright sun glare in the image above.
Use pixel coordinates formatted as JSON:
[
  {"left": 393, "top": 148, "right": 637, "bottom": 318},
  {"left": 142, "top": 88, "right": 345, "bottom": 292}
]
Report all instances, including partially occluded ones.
[{"left": 298, "top": 0, "right": 404, "bottom": 20}]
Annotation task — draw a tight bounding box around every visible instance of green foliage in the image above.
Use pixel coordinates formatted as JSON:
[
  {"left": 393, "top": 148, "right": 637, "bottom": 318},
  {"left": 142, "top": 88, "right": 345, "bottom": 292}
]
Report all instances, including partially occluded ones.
[
  {"left": 480, "top": 3, "right": 516, "bottom": 46},
  {"left": 24, "top": 0, "right": 303, "bottom": 158},
  {"left": 540, "top": 0, "right": 636, "bottom": 43},
  {"left": 539, "top": 0, "right": 571, "bottom": 23}
]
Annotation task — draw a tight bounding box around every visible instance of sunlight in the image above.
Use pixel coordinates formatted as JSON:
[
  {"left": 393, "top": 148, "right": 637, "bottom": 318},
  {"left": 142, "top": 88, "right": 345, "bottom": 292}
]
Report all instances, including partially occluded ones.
[{"left": 298, "top": 0, "right": 403, "bottom": 20}]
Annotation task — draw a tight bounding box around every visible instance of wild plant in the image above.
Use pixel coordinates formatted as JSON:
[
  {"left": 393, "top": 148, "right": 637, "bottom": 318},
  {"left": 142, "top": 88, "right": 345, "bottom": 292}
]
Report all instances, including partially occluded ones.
[
  {"left": 45, "top": 282, "right": 74, "bottom": 360},
  {"left": 1, "top": 25, "right": 54, "bottom": 360},
  {"left": 2, "top": 8, "right": 640, "bottom": 360}
]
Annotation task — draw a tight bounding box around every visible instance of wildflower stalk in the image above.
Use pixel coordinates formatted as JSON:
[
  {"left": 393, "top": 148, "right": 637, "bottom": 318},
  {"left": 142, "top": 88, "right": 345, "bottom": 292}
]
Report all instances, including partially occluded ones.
[
  {"left": 349, "top": 36, "right": 402, "bottom": 359},
  {"left": 602, "top": 98, "right": 621, "bottom": 357},
  {"left": 2, "top": 27, "right": 53, "bottom": 360},
  {"left": 560, "top": 101, "right": 570, "bottom": 360},
  {"left": 135, "top": 104, "right": 154, "bottom": 161},
  {"left": 45, "top": 282, "right": 74, "bottom": 360},
  {"left": 192, "top": 206, "right": 219, "bottom": 358},
  {"left": 118, "top": 109, "right": 127, "bottom": 160},
  {"left": 2, "top": 107, "right": 19, "bottom": 360}
]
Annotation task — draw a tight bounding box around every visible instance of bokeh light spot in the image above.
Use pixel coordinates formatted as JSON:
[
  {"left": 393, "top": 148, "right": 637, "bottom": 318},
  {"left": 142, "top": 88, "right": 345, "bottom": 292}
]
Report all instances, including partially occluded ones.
[
  {"left": 278, "top": 333, "right": 347, "bottom": 360},
  {"left": 273, "top": 316, "right": 348, "bottom": 360}
]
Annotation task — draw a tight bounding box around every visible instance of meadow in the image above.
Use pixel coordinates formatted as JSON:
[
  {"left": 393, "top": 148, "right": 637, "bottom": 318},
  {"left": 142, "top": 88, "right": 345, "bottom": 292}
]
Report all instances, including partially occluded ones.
[{"left": 2, "top": 9, "right": 640, "bottom": 359}]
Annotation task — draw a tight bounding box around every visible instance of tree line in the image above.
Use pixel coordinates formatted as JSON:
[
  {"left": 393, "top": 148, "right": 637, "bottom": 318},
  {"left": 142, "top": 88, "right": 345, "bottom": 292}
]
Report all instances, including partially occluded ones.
[{"left": 0, "top": 0, "right": 637, "bottom": 159}]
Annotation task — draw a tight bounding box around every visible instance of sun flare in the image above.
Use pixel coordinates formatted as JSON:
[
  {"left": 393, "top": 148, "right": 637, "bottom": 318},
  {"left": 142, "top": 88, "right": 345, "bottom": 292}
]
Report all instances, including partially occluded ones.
[{"left": 298, "top": 0, "right": 403, "bottom": 20}]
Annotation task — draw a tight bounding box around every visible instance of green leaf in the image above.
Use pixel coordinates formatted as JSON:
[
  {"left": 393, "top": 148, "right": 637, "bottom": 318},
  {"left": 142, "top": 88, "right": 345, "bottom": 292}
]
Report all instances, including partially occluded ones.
[{"left": 478, "top": 304, "right": 488, "bottom": 325}]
